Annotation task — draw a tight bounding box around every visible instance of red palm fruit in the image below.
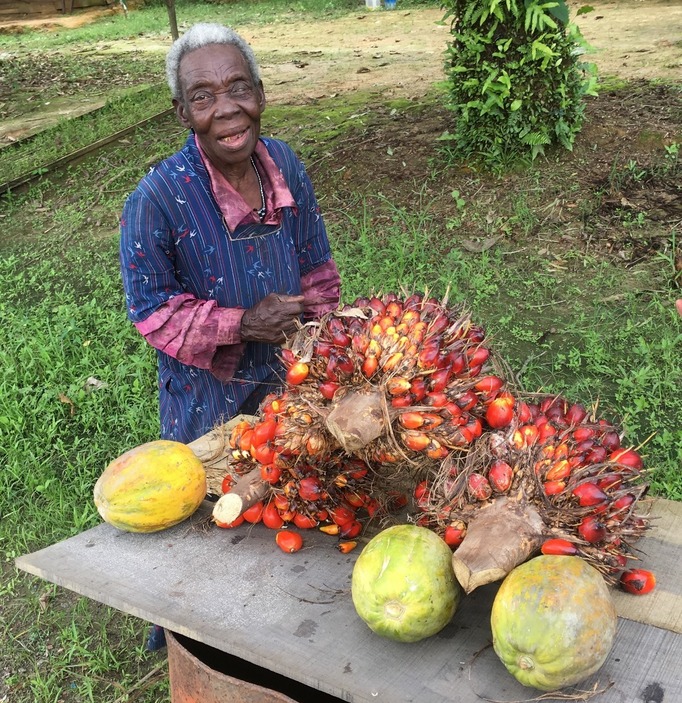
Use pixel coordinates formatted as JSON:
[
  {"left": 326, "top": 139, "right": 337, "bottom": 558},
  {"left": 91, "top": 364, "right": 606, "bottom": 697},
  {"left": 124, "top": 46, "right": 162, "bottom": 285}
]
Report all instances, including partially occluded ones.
[
  {"left": 297, "top": 476, "right": 323, "bottom": 502},
  {"left": 573, "top": 426, "right": 596, "bottom": 442},
  {"left": 387, "top": 377, "right": 412, "bottom": 396},
  {"left": 340, "top": 519, "right": 363, "bottom": 539},
  {"left": 429, "top": 367, "right": 451, "bottom": 392},
  {"left": 254, "top": 442, "right": 276, "bottom": 465},
  {"left": 401, "top": 431, "right": 430, "bottom": 452},
  {"left": 286, "top": 361, "right": 309, "bottom": 385},
  {"left": 343, "top": 490, "right": 366, "bottom": 509},
  {"left": 620, "top": 569, "right": 656, "bottom": 595},
  {"left": 330, "top": 328, "right": 351, "bottom": 348},
  {"left": 391, "top": 395, "right": 413, "bottom": 408},
  {"left": 612, "top": 493, "right": 635, "bottom": 512},
  {"left": 571, "top": 482, "right": 608, "bottom": 507},
  {"left": 318, "top": 380, "right": 340, "bottom": 400},
  {"left": 314, "top": 340, "right": 334, "bottom": 358},
  {"left": 426, "top": 441, "right": 449, "bottom": 460},
  {"left": 578, "top": 515, "right": 607, "bottom": 543},
  {"left": 456, "top": 389, "right": 479, "bottom": 412},
  {"left": 601, "top": 430, "right": 621, "bottom": 451},
  {"left": 351, "top": 333, "right": 370, "bottom": 355},
  {"left": 362, "top": 355, "right": 379, "bottom": 378},
  {"left": 262, "top": 501, "right": 285, "bottom": 530},
  {"left": 488, "top": 460, "right": 513, "bottom": 493},
  {"left": 485, "top": 396, "right": 515, "bottom": 429},
  {"left": 331, "top": 505, "right": 356, "bottom": 526},
  {"left": 320, "top": 524, "right": 340, "bottom": 535},
  {"left": 516, "top": 401, "right": 532, "bottom": 424},
  {"left": 273, "top": 494, "right": 289, "bottom": 511},
  {"left": 413, "top": 479, "right": 430, "bottom": 502},
  {"left": 280, "top": 348, "right": 296, "bottom": 366},
  {"left": 609, "top": 448, "right": 643, "bottom": 470},
  {"left": 385, "top": 300, "right": 403, "bottom": 320},
  {"left": 448, "top": 352, "right": 467, "bottom": 375},
  {"left": 275, "top": 530, "right": 303, "bottom": 554},
  {"left": 586, "top": 445, "right": 608, "bottom": 464},
  {"left": 260, "top": 464, "right": 282, "bottom": 485},
  {"left": 545, "top": 459, "right": 572, "bottom": 482},
  {"left": 543, "top": 479, "right": 566, "bottom": 496},
  {"left": 575, "top": 439, "right": 596, "bottom": 454},
  {"left": 565, "top": 402, "right": 588, "bottom": 425},
  {"left": 538, "top": 423, "right": 559, "bottom": 443},
  {"left": 466, "top": 346, "right": 490, "bottom": 367},
  {"left": 252, "top": 419, "right": 277, "bottom": 447},
  {"left": 474, "top": 375, "right": 504, "bottom": 394},
  {"left": 541, "top": 538, "right": 578, "bottom": 556},
  {"left": 443, "top": 523, "right": 466, "bottom": 548},
  {"left": 239, "top": 429, "right": 254, "bottom": 453},
  {"left": 418, "top": 343, "right": 441, "bottom": 369},
  {"left": 464, "top": 416, "right": 483, "bottom": 439},
  {"left": 597, "top": 474, "right": 622, "bottom": 491},
  {"left": 444, "top": 402, "right": 463, "bottom": 418},
  {"left": 381, "top": 352, "right": 404, "bottom": 373},
  {"left": 337, "top": 541, "right": 358, "bottom": 554},
  {"left": 409, "top": 321, "right": 427, "bottom": 344},
  {"left": 243, "top": 501, "right": 265, "bottom": 524},
  {"left": 228, "top": 420, "right": 252, "bottom": 449},
  {"left": 425, "top": 391, "right": 448, "bottom": 407},
  {"left": 221, "top": 474, "right": 235, "bottom": 494},
  {"left": 335, "top": 353, "right": 355, "bottom": 376},
  {"left": 293, "top": 512, "right": 319, "bottom": 529},
  {"left": 468, "top": 473, "right": 492, "bottom": 501},
  {"left": 364, "top": 498, "right": 381, "bottom": 518},
  {"left": 410, "top": 377, "right": 427, "bottom": 401},
  {"left": 421, "top": 413, "right": 444, "bottom": 430},
  {"left": 399, "top": 412, "right": 425, "bottom": 429}
]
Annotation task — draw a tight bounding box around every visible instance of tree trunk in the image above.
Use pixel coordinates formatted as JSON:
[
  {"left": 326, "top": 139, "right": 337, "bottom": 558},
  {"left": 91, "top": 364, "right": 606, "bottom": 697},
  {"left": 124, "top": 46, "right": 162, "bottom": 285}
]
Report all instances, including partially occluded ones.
[{"left": 165, "top": 0, "right": 179, "bottom": 41}]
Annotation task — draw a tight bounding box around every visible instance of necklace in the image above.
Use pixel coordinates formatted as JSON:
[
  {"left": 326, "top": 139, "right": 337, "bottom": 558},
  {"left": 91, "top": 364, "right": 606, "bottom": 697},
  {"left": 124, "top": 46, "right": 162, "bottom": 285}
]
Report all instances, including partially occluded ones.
[{"left": 251, "top": 156, "right": 266, "bottom": 221}]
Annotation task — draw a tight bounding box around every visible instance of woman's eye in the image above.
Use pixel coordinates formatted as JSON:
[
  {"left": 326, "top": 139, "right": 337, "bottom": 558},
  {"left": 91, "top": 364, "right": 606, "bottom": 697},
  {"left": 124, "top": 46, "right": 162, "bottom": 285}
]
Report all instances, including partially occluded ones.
[
  {"left": 230, "top": 81, "right": 252, "bottom": 96},
  {"left": 191, "top": 92, "right": 210, "bottom": 103}
]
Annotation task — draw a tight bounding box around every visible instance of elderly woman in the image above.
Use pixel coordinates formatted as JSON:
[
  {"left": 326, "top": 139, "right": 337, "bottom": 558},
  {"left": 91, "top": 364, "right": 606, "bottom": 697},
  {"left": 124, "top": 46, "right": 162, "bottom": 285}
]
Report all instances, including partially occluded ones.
[{"left": 120, "top": 23, "right": 341, "bottom": 446}]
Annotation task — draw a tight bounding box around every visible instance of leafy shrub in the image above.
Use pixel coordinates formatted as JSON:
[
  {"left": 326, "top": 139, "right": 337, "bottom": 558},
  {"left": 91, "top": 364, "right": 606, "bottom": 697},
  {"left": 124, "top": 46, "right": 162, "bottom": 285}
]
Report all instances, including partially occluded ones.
[{"left": 440, "top": 0, "right": 597, "bottom": 168}]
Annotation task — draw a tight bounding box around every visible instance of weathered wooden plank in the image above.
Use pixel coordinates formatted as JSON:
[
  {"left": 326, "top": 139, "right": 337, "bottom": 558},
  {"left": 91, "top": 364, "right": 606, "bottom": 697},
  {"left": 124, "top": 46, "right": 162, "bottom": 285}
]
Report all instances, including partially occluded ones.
[
  {"left": 15, "top": 501, "right": 682, "bottom": 703},
  {"left": 611, "top": 497, "right": 682, "bottom": 634}
]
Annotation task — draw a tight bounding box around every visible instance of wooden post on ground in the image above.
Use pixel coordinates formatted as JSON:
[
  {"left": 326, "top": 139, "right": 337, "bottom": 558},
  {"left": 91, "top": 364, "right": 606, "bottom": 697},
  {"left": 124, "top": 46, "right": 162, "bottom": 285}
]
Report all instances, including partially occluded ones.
[{"left": 165, "top": 0, "right": 179, "bottom": 41}]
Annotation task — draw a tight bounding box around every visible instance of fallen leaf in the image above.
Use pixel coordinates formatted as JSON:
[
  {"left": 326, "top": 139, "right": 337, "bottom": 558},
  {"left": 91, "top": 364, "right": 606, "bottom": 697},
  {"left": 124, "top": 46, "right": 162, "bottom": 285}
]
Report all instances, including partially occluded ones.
[
  {"left": 461, "top": 236, "right": 501, "bottom": 253},
  {"left": 83, "top": 377, "right": 108, "bottom": 392},
  {"left": 58, "top": 393, "right": 75, "bottom": 416}
]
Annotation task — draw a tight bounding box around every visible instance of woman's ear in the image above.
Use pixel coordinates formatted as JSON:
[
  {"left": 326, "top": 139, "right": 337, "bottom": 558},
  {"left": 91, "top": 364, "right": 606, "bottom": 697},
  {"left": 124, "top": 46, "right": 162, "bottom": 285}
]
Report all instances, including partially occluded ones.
[
  {"left": 257, "top": 81, "right": 267, "bottom": 112},
  {"left": 173, "top": 98, "right": 192, "bottom": 129}
]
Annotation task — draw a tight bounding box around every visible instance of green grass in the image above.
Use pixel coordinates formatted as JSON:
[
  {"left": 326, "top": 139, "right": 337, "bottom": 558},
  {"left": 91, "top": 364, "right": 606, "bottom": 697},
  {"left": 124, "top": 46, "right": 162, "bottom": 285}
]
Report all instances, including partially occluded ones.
[{"left": 1, "top": 1, "right": 680, "bottom": 700}]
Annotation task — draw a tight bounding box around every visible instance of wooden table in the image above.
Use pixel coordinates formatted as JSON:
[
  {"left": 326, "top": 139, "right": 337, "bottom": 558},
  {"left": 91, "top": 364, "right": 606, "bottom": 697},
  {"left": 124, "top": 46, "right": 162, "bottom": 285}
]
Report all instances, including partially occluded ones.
[{"left": 15, "top": 498, "right": 682, "bottom": 703}]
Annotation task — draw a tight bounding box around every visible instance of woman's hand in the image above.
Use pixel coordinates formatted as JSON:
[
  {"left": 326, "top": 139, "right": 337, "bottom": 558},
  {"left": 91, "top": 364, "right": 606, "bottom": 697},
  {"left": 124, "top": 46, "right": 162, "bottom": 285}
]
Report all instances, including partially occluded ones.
[
  {"left": 676, "top": 300, "right": 682, "bottom": 318},
  {"left": 240, "top": 293, "right": 305, "bottom": 344}
]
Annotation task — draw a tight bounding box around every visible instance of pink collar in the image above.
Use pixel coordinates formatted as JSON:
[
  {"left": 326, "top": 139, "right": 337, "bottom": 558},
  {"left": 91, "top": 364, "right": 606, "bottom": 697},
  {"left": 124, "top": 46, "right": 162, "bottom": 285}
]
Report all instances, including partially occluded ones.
[{"left": 195, "top": 136, "right": 297, "bottom": 232}]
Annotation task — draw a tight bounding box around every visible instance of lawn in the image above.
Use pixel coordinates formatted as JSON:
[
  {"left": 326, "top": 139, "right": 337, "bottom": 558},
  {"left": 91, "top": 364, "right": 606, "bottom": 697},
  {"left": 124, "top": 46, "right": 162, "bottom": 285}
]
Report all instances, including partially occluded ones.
[{"left": 0, "top": 1, "right": 680, "bottom": 700}]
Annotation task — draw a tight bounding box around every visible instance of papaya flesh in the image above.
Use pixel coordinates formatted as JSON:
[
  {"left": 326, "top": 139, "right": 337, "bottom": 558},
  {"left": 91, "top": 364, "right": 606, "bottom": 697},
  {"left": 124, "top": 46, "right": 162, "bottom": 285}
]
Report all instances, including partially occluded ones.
[{"left": 94, "top": 440, "right": 206, "bottom": 533}]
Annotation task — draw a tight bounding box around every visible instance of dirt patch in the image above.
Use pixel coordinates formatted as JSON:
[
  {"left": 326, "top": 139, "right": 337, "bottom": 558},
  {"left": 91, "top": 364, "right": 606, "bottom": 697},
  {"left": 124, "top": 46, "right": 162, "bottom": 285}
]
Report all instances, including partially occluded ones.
[{"left": 1, "top": 1, "right": 681, "bottom": 143}]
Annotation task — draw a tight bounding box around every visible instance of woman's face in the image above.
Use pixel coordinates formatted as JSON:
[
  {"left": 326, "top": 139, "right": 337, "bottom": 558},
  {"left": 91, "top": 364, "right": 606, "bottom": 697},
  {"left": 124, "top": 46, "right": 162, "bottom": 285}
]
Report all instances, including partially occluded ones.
[{"left": 174, "top": 43, "right": 266, "bottom": 173}]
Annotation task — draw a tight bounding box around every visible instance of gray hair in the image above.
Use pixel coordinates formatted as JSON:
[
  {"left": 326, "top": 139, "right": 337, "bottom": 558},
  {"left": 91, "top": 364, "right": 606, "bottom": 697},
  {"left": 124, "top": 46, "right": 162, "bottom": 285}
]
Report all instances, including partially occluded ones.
[{"left": 165, "top": 23, "right": 261, "bottom": 101}]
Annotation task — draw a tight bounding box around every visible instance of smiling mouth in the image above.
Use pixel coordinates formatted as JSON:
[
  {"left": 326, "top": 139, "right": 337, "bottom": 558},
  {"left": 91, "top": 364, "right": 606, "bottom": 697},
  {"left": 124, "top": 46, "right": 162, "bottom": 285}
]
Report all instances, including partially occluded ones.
[{"left": 219, "top": 128, "right": 249, "bottom": 145}]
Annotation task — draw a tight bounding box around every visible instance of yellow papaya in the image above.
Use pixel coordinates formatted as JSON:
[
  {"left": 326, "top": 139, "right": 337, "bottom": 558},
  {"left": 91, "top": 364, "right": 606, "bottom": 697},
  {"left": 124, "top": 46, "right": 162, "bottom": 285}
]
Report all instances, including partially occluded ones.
[{"left": 94, "top": 440, "right": 206, "bottom": 533}]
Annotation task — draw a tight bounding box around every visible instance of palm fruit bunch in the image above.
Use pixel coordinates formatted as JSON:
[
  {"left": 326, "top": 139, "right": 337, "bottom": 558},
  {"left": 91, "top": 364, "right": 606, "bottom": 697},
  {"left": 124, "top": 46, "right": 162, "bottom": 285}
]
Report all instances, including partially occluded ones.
[
  {"left": 275, "top": 291, "right": 498, "bottom": 467},
  {"left": 211, "top": 291, "right": 502, "bottom": 546},
  {"left": 412, "top": 393, "right": 652, "bottom": 592}
]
